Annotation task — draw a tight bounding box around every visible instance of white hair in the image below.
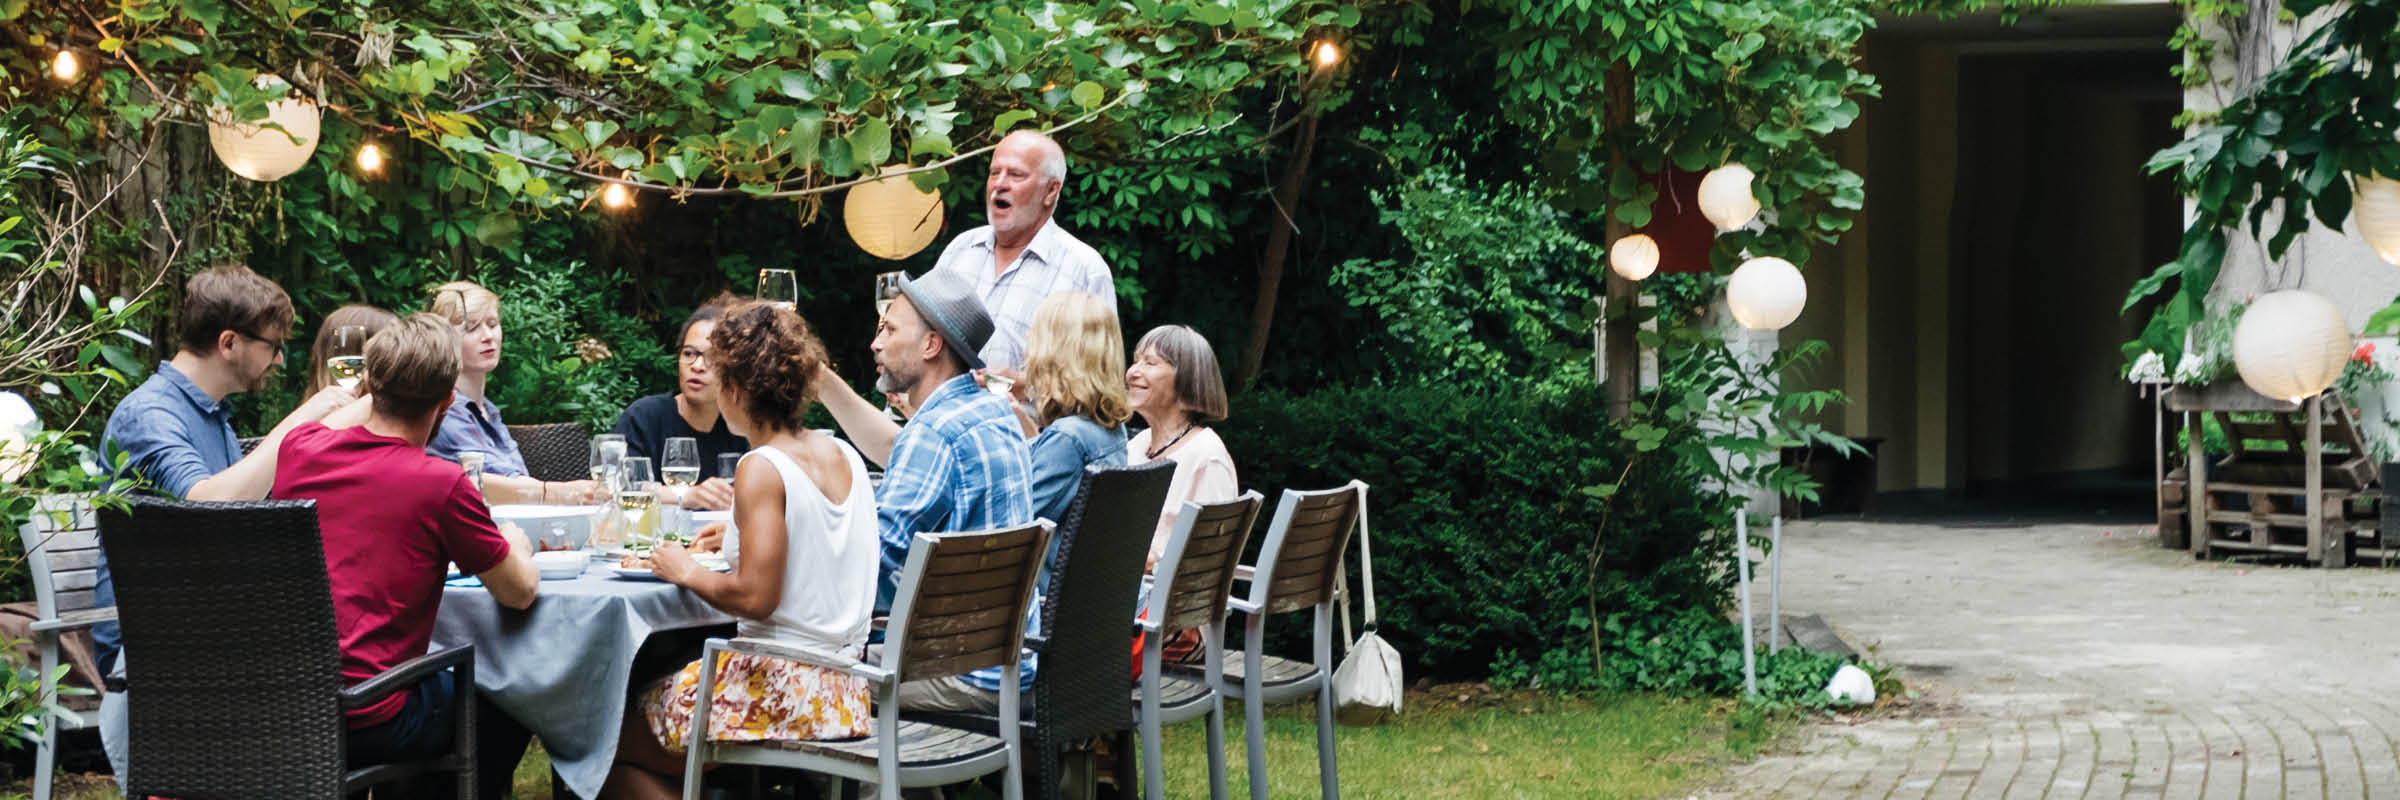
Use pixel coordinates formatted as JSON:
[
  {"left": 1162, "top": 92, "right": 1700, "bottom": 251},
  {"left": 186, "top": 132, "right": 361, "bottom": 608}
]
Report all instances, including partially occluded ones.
[{"left": 1004, "top": 130, "right": 1069, "bottom": 186}]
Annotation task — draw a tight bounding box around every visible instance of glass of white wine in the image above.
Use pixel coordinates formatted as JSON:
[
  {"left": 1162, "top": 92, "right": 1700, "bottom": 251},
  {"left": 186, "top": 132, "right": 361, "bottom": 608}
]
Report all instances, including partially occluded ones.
[
  {"left": 759, "top": 268, "right": 799, "bottom": 309},
  {"left": 325, "top": 325, "right": 369, "bottom": 391},
  {"left": 619, "top": 457, "right": 658, "bottom": 551},
  {"left": 874, "top": 270, "right": 906, "bottom": 319},
  {"left": 661, "top": 437, "right": 700, "bottom": 535}
]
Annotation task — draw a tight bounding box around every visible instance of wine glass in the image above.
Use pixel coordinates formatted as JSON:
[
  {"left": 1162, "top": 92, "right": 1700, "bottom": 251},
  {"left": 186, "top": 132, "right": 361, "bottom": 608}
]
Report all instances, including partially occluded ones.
[
  {"left": 325, "top": 325, "right": 369, "bottom": 391},
  {"left": 759, "top": 268, "right": 799, "bottom": 309},
  {"left": 874, "top": 270, "right": 906, "bottom": 319},
  {"left": 662, "top": 438, "right": 701, "bottom": 490},
  {"left": 619, "top": 457, "right": 658, "bottom": 549}
]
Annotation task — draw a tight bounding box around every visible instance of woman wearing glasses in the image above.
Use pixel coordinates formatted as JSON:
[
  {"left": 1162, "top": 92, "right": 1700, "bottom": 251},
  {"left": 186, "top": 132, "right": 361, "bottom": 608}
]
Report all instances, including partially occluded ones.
[
  {"left": 611, "top": 294, "right": 747, "bottom": 510},
  {"left": 426, "top": 280, "right": 606, "bottom": 505}
]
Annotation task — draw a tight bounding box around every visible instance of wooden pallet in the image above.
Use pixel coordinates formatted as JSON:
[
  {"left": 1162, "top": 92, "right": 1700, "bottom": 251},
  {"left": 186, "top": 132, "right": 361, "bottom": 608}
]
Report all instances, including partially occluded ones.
[{"left": 2164, "top": 384, "right": 2381, "bottom": 567}]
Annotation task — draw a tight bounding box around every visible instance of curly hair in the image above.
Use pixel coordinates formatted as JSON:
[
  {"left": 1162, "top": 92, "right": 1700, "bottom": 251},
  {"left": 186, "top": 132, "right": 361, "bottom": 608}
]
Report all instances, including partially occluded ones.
[{"left": 708, "top": 300, "right": 830, "bottom": 433}]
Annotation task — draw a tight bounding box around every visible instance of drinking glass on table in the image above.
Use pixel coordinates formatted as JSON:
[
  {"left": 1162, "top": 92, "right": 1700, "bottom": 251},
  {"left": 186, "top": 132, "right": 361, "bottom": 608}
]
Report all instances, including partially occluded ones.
[
  {"left": 759, "top": 268, "right": 799, "bottom": 310},
  {"left": 661, "top": 437, "right": 700, "bottom": 534},
  {"left": 717, "top": 452, "right": 741, "bottom": 485},
  {"left": 590, "top": 434, "right": 627, "bottom": 490},
  {"left": 618, "top": 457, "right": 658, "bottom": 550},
  {"left": 325, "top": 325, "right": 369, "bottom": 391},
  {"left": 456, "top": 452, "right": 486, "bottom": 500}
]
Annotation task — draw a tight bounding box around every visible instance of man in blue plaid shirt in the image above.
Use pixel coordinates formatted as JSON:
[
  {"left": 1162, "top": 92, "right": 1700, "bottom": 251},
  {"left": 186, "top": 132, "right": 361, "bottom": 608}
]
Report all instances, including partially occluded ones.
[{"left": 815, "top": 270, "right": 1038, "bottom": 712}]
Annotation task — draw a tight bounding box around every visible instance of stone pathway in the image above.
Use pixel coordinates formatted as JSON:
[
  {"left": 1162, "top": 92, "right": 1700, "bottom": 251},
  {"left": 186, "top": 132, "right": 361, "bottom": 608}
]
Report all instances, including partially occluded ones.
[{"left": 1700, "top": 519, "right": 2400, "bottom": 799}]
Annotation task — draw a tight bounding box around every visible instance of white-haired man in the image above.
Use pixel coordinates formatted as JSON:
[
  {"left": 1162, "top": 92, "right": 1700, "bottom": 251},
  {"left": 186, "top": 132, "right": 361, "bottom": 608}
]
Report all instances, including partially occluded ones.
[{"left": 928, "top": 130, "right": 1117, "bottom": 375}]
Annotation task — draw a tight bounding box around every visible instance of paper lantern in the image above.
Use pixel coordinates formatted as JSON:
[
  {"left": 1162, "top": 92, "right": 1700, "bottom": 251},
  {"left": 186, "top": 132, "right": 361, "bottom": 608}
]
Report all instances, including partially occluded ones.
[
  {"left": 1698, "top": 163, "right": 1761, "bottom": 232},
  {"left": 0, "top": 390, "right": 37, "bottom": 484},
  {"left": 2233, "top": 289, "right": 2351, "bottom": 403},
  {"left": 206, "top": 77, "right": 321, "bottom": 182},
  {"left": 1726, "top": 256, "right": 1806, "bottom": 330},
  {"left": 1609, "top": 234, "right": 1660, "bottom": 281},
  {"left": 844, "top": 168, "right": 945, "bottom": 260},
  {"left": 2357, "top": 172, "right": 2400, "bottom": 266}
]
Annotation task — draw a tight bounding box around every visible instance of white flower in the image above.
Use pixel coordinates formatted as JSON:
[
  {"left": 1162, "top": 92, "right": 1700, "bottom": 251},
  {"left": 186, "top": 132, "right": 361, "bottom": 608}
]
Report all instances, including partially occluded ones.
[
  {"left": 2173, "top": 352, "right": 2208, "bottom": 383},
  {"left": 0, "top": 391, "right": 38, "bottom": 484},
  {"left": 2127, "top": 351, "right": 2167, "bottom": 383}
]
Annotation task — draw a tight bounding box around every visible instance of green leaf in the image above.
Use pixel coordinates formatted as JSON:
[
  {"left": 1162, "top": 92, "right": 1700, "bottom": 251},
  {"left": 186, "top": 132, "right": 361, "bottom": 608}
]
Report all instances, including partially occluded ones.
[
  {"left": 847, "top": 116, "right": 892, "bottom": 167},
  {"left": 574, "top": 48, "right": 610, "bottom": 73},
  {"left": 993, "top": 108, "right": 1036, "bottom": 134},
  {"left": 1071, "top": 81, "right": 1105, "bottom": 109},
  {"left": 475, "top": 213, "right": 520, "bottom": 249}
]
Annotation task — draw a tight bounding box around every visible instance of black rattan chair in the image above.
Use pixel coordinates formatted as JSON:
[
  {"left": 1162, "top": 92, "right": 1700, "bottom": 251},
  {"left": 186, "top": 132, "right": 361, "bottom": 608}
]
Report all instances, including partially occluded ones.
[
  {"left": 508, "top": 422, "right": 591, "bottom": 482},
  {"left": 96, "top": 496, "right": 475, "bottom": 799},
  {"left": 238, "top": 436, "right": 263, "bottom": 456},
  {"left": 913, "top": 460, "right": 1176, "bottom": 799}
]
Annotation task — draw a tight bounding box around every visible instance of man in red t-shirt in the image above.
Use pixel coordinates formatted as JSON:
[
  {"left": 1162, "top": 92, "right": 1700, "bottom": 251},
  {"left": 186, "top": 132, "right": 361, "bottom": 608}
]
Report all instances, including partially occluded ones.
[{"left": 272, "top": 313, "right": 540, "bottom": 768}]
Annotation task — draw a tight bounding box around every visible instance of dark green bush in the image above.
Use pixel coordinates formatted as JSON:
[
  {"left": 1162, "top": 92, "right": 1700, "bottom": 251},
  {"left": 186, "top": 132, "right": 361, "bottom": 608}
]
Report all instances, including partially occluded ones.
[{"left": 1216, "top": 384, "right": 1740, "bottom": 680}]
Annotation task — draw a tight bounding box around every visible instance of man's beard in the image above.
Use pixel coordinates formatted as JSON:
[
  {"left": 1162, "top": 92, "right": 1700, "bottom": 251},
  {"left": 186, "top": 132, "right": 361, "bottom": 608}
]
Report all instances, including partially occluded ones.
[{"left": 874, "top": 372, "right": 896, "bottom": 394}]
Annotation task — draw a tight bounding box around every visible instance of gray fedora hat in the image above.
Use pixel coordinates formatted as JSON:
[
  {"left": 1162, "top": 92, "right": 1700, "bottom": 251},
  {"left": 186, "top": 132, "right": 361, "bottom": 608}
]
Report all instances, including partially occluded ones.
[{"left": 895, "top": 270, "right": 993, "bottom": 372}]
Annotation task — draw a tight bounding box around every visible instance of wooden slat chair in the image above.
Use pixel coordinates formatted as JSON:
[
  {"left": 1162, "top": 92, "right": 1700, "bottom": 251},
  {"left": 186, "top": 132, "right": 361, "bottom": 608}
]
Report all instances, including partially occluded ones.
[
  {"left": 1175, "top": 481, "right": 1365, "bottom": 800},
  {"left": 97, "top": 497, "right": 477, "bottom": 798},
  {"left": 507, "top": 422, "right": 591, "bottom": 482},
  {"left": 909, "top": 461, "right": 1176, "bottom": 800},
  {"left": 14, "top": 494, "right": 112, "bottom": 800},
  {"left": 1136, "top": 491, "right": 1265, "bottom": 800},
  {"left": 683, "top": 521, "right": 1055, "bottom": 800}
]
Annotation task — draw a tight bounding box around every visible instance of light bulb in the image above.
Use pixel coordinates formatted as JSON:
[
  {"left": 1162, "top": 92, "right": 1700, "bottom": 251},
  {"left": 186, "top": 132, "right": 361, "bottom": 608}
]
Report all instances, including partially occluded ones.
[
  {"left": 51, "top": 50, "right": 80, "bottom": 82},
  {"left": 601, "top": 181, "right": 632, "bottom": 209},
  {"left": 355, "top": 142, "right": 384, "bottom": 173},
  {"left": 1312, "top": 40, "right": 1342, "bottom": 69}
]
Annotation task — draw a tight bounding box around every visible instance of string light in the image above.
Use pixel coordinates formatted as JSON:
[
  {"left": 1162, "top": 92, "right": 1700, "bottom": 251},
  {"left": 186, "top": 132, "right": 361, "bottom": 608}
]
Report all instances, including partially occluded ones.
[
  {"left": 601, "top": 177, "right": 633, "bottom": 210},
  {"left": 51, "top": 50, "right": 80, "bottom": 82},
  {"left": 355, "top": 142, "right": 385, "bottom": 174},
  {"left": 1312, "top": 40, "right": 1342, "bottom": 69}
]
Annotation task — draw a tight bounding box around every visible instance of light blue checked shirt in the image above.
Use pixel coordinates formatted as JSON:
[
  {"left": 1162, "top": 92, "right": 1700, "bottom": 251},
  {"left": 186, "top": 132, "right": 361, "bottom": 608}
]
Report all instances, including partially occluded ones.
[
  {"left": 930, "top": 218, "right": 1116, "bottom": 372},
  {"left": 876, "top": 373, "right": 1038, "bottom": 692}
]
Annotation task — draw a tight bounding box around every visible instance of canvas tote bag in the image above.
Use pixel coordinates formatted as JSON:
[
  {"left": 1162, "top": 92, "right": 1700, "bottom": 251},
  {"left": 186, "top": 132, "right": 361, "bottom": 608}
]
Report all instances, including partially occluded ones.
[{"left": 1333, "top": 483, "right": 1403, "bottom": 725}]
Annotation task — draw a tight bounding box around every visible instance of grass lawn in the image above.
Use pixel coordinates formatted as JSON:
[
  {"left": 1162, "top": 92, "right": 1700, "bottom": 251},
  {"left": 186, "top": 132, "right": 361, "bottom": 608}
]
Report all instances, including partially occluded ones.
[{"left": 25, "top": 689, "right": 1781, "bottom": 799}]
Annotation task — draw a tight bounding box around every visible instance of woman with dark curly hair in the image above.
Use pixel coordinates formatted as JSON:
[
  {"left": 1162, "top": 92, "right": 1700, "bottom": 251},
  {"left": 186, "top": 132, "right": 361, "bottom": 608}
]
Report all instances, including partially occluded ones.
[{"left": 603, "top": 301, "right": 879, "bottom": 799}]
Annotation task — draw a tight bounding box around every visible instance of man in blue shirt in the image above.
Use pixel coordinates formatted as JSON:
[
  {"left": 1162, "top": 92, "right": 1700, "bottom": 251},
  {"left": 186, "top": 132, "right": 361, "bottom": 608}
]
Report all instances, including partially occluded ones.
[
  {"left": 94, "top": 265, "right": 358, "bottom": 779},
  {"left": 815, "top": 270, "right": 1035, "bottom": 712}
]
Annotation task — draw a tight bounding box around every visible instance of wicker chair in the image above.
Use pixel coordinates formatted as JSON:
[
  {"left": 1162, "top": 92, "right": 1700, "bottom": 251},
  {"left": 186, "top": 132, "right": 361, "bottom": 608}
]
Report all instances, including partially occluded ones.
[
  {"left": 14, "top": 494, "right": 112, "bottom": 800},
  {"left": 683, "top": 521, "right": 1055, "bottom": 800},
  {"left": 96, "top": 496, "right": 476, "bottom": 798},
  {"left": 912, "top": 461, "right": 1176, "bottom": 799},
  {"left": 508, "top": 422, "right": 591, "bottom": 482},
  {"left": 1138, "top": 491, "right": 1267, "bottom": 800},
  {"left": 1173, "top": 482, "right": 1366, "bottom": 800},
  {"left": 238, "top": 436, "right": 263, "bottom": 456}
]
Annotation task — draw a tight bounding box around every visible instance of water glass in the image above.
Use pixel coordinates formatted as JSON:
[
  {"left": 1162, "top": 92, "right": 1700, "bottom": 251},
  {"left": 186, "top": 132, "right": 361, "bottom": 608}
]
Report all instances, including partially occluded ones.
[
  {"left": 717, "top": 452, "right": 741, "bottom": 483},
  {"left": 457, "top": 452, "right": 486, "bottom": 500},
  {"left": 590, "top": 434, "right": 627, "bottom": 492},
  {"left": 759, "top": 268, "right": 799, "bottom": 309}
]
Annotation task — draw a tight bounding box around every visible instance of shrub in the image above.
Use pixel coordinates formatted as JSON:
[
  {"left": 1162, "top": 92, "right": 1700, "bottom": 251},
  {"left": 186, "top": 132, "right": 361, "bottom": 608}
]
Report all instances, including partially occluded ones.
[{"left": 1216, "top": 383, "right": 1739, "bottom": 680}]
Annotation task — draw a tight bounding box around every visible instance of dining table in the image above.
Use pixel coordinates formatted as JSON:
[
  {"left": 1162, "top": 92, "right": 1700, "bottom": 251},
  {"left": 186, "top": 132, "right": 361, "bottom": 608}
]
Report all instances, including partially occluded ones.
[{"left": 432, "top": 507, "right": 734, "bottom": 799}]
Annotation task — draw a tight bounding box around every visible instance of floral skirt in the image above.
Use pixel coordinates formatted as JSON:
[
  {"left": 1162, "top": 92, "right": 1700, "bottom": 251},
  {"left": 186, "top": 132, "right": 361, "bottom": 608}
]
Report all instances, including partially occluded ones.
[{"left": 643, "top": 650, "right": 872, "bottom": 754}]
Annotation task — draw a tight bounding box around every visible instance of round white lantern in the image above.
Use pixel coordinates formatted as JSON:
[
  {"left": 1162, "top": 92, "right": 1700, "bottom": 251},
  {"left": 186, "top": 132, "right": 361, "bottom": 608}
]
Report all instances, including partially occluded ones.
[
  {"left": 844, "top": 168, "right": 945, "bottom": 260},
  {"left": 1726, "top": 256, "right": 1807, "bottom": 331},
  {"left": 1609, "top": 233, "right": 1660, "bottom": 281},
  {"left": 0, "top": 390, "right": 38, "bottom": 485},
  {"left": 206, "top": 77, "right": 321, "bottom": 182},
  {"left": 2232, "top": 289, "right": 2351, "bottom": 403},
  {"left": 2356, "top": 172, "right": 2400, "bottom": 267},
  {"left": 1698, "top": 163, "right": 1761, "bottom": 232}
]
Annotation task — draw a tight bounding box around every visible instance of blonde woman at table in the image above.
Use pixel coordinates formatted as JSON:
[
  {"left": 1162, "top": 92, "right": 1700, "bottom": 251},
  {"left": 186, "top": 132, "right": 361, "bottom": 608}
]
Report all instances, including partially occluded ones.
[
  {"left": 602, "top": 301, "right": 879, "bottom": 800},
  {"left": 1124, "top": 324, "right": 1237, "bottom": 569},
  {"left": 425, "top": 280, "right": 606, "bottom": 505}
]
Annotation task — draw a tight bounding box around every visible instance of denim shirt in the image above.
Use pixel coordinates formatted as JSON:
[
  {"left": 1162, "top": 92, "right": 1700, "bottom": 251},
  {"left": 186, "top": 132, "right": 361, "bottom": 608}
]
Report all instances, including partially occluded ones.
[
  {"left": 427, "top": 391, "right": 529, "bottom": 477},
  {"left": 1026, "top": 415, "right": 1126, "bottom": 599},
  {"left": 874, "top": 374, "right": 1037, "bottom": 693},
  {"left": 93, "top": 362, "right": 244, "bottom": 665}
]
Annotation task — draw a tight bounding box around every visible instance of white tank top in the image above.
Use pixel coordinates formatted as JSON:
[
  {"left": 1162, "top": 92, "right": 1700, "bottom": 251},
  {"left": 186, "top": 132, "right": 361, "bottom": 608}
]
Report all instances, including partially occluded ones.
[{"left": 723, "top": 440, "right": 879, "bottom": 652}]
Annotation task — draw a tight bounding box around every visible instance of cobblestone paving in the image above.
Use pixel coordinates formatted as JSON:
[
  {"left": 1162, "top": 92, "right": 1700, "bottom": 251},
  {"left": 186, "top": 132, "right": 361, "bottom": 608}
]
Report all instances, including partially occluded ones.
[{"left": 1699, "top": 520, "right": 2400, "bottom": 799}]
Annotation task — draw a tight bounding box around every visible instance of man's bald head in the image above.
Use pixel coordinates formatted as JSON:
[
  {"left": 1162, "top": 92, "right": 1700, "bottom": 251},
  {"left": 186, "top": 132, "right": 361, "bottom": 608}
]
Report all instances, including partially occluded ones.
[{"left": 986, "top": 130, "right": 1069, "bottom": 240}]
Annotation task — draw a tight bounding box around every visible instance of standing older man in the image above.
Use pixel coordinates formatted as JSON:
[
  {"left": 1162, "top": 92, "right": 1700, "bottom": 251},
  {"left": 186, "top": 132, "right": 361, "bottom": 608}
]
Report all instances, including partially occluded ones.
[{"left": 929, "top": 130, "right": 1117, "bottom": 374}]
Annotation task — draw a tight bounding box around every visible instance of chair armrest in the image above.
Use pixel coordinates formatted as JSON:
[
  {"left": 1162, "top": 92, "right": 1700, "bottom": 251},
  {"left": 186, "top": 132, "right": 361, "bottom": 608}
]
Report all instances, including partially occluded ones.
[
  {"left": 29, "top": 607, "right": 116, "bottom": 633},
  {"left": 1233, "top": 564, "right": 1256, "bottom": 583},
  {"left": 1227, "top": 597, "right": 1262, "bottom": 615},
  {"left": 715, "top": 637, "right": 892, "bottom": 686},
  {"left": 342, "top": 646, "right": 473, "bottom": 711}
]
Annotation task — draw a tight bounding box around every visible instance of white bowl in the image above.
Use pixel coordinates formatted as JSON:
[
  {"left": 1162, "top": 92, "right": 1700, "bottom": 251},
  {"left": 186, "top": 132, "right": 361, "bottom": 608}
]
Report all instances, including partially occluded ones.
[{"left": 531, "top": 550, "right": 587, "bottom": 580}]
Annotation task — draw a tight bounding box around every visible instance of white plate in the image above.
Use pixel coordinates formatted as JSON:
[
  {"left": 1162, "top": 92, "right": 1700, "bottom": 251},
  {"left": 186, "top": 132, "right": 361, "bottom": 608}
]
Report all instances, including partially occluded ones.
[
  {"left": 612, "top": 567, "right": 667, "bottom": 581},
  {"left": 691, "top": 510, "right": 732, "bottom": 524}
]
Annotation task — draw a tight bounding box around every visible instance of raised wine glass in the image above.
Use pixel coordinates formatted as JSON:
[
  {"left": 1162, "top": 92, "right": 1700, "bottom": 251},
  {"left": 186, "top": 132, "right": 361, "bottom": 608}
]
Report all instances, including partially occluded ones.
[
  {"left": 759, "top": 268, "right": 799, "bottom": 309},
  {"left": 874, "top": 270, "right": 906, "bottom": 319},
  {"left": 325, "top": 325, "right": 369, "bottom": 390}
]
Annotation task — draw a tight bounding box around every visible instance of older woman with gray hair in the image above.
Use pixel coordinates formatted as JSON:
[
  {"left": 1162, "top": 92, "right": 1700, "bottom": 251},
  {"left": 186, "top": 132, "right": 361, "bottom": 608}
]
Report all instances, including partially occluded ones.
[{"left": 1123, "top": 324, "right": 1237, "bottom": 568}]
